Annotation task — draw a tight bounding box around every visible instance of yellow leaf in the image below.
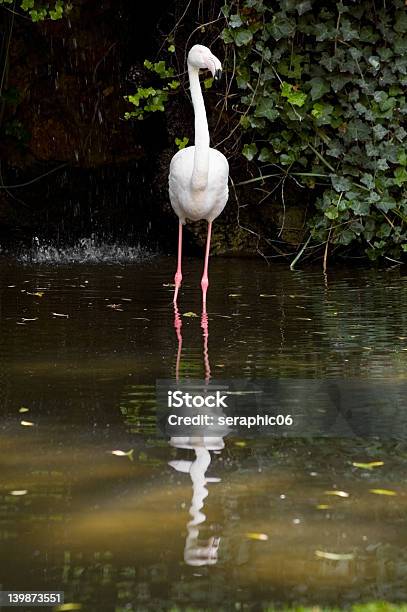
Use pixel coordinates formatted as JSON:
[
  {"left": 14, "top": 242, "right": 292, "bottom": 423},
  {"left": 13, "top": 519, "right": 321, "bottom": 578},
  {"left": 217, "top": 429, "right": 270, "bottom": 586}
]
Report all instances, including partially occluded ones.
[
  {"left": 111, "top": 449, "right": 134, "bottom": 461},
  {"left": 352, "top": 461, "right": 384, "bottom": 470},
  {"left": 21, "top": 420, "right": 34, "bottom": 427},
  {"left": 315, "top": 550, "right": 354, "bottom": 561},
  {"left": 316, "top": 504, "right": 331, "bottom": 510},
  {"left": 10, "top": 490, "right": 28, "bottom": 496},
  {"left": 246, "top": 532, "right": 268, "bottom": 541},
  {"left": 183, "top": 312, "right": 198, "bottom": 318},
  {"left": 369, "top": 488, "right": 397, "bottom": 496},
  {"left": 19, "top": 407, "right": 29, "bottom": 413},
  {"left": 324, "top": 490, "right": 349, "bottom": 498}
]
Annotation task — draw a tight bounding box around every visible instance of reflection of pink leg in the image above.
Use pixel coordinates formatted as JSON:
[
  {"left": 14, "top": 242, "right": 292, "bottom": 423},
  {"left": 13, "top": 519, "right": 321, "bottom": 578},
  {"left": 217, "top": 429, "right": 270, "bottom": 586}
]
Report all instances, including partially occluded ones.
[
  {"left": 174, "top": 222, "right": 183, "bottom": 304},
  {"left": 201, "top": 222, "right": 212, "bottom": 314},
  {"left": 201, "top": 311, "right": 211, "bottom": 383},
  {"left": 174, "top": 302, "right": 183, "bottom": 381}
]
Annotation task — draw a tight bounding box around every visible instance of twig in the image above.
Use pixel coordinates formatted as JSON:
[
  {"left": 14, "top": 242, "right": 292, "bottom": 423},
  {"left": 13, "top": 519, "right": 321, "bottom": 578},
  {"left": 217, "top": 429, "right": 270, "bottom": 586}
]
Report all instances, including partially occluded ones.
[
  {"left": 277, "top": 175, "right": 287, "bottom": 239},
  {"left": 307, "top": 143, "right": 336, "bottom": 173},
  {"left": 0, "top": 0, "right": 15, "bottom": 97},
  {"left": 323, "top": 226, "right": 332, "bottom": 274},
  {"left": 0, "top": 163, "right": 69, "bottom": 189},
  {"left": 289, "top": 234, "right": 311, "bottom": 270},
  {"left": 92, "top": 43, "right": 116, "bottom": 84}
]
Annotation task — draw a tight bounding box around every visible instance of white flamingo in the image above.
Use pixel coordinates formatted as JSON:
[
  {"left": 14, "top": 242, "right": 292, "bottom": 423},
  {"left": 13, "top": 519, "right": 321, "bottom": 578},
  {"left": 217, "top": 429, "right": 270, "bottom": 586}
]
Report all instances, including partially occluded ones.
[{"left": 169, "top": 44, "right": 229, "bottom": 312}]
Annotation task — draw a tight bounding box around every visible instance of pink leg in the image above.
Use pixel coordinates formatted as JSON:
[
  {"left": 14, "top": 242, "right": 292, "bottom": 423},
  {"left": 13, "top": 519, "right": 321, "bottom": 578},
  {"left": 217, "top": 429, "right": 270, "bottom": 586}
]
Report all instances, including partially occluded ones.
[
  {"left": 173, "top": 222, "right": 183, "bottom": 304},
  {"left": 201, "top": 222, "right": 212, "bottom": 314},
  {"left": 201, "top": 311, "right": 211, "bottom": 383},
  {"left": 173, "top": 302, "right": 183, "bottom": 381}
]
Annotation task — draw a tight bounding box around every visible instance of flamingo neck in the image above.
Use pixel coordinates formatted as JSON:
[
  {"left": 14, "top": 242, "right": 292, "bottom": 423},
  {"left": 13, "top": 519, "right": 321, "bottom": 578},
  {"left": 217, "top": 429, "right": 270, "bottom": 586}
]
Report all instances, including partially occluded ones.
[{"left": 188, "top": 64, "right": 209, "bottom": 190}]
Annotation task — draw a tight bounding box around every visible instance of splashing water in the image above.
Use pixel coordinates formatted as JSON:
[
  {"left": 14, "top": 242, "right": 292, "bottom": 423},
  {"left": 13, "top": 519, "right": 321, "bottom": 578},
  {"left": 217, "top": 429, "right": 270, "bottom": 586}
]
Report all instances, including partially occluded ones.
[{"left": 16, "top": 237, "right": 156, "bottom": 264}]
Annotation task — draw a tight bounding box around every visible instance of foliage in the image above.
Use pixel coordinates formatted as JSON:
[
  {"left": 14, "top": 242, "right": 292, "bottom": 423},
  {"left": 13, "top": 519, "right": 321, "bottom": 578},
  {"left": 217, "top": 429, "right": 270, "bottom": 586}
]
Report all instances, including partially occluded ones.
[
  {"left": 221, "top": 0, "right": 407, "bottom": 260},
  {"left": 0, "top": 0, "right": 71, "bottom": 21},
  {"left": 175, "top": 136, "right": 189, "bottom": 150},
  {"left": 124, "top": 58, "right": 180, "bottom": 121}
]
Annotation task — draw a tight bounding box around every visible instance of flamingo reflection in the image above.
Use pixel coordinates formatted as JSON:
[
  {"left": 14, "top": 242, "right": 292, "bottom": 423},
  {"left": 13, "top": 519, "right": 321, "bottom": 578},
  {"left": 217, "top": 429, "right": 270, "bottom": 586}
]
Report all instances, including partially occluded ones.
[
  {"left": 173, "top": 304, "right": 211, "bottom": 383},
  {"left": 171, "top": 305, "right": 225, "bottom": 565},
  {"left": 169, "top": 436, "right": 224, "bottom": 566}
]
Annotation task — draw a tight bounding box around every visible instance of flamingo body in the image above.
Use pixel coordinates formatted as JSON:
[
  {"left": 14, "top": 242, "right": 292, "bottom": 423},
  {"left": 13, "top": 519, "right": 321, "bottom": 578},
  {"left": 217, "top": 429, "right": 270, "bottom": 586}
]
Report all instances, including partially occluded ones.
[{"left": 169, "top": 146, "right": 229, "bottom": 223}]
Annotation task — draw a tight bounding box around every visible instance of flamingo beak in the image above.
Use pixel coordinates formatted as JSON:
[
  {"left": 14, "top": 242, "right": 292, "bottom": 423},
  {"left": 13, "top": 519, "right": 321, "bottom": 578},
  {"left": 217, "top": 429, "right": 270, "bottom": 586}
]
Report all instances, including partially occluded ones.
[{"left": 214, "top": 69, "right": 222, "bottom": 82}]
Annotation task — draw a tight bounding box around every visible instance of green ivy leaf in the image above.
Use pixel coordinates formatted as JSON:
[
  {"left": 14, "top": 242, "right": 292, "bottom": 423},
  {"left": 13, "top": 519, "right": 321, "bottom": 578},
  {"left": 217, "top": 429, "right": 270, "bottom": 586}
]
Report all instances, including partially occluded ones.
[
  {"left": 350, "top": 200, "right": 370, "bottom": 215},
  {"left": 331, "top": 175, "right": 353, "bottom": 192},
  {"left": 281, "top": 82, "right": 307, "bottom": 107},
  {"left": 254, "top": 99, "right": 279, "bottom": 121},
  {"left": 394, "top": 167, "right": 407, "bottom": 186},
  {"left": 229, "top": 14, "right": 243, "bottom": 28},
  {"left": 175, "top": 137, "right": 189, "bottom": 150},
  {"left": 234, "top": 29, "right": 253, "bottom": 46},
  {"left": 242, "top": 143, "right": 258, "bottom": 161},
  {"left": 309, "top": 77, "right": 331, "bottom": 101},
  {"left": 325, "top": 206, "right": 339, "bottom": 220}
]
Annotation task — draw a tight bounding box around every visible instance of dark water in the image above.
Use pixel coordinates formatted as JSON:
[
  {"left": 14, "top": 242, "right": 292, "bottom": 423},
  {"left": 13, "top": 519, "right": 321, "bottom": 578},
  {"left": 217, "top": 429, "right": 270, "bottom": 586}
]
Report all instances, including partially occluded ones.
[{"left": 0, "top": 255, "right": 407, "bottom": 611}]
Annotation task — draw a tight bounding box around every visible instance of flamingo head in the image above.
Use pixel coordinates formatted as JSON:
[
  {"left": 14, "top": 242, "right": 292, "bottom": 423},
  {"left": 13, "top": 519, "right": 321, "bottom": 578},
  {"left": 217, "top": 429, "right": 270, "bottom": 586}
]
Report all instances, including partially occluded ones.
[{"left": 187, "top": 44, "right": 222, "bottom": 81}]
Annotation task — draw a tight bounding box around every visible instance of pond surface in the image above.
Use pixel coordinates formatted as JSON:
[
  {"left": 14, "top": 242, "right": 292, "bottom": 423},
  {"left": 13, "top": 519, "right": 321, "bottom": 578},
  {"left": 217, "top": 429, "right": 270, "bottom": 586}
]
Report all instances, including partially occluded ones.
[{"left": 0, "top": 255, "right": 406, "bottom": 611}]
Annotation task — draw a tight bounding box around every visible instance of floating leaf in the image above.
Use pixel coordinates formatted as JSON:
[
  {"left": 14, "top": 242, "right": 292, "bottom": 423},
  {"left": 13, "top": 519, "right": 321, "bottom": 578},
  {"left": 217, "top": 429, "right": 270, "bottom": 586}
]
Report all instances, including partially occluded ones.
[
  {"left": 246, "top": 532, "right": 268, "bottom": 541},
  {"left": 324, "top": 490, "right": 349, "bottom": 498},
  {"left": 10, "top": 490, "right": 28, "bottom": 496},
  {"left": 183, "top": 312, "right": 198, "bottom": 318},
  {"left": 352, "top": 461, "right": 384, "bottom": 470},
  {"left": 52, "top": 312, "right": 69, "bottom": 318},
  {"left": 111, "top": 449, "right": 134, "bottom": 461},
  {"left": 316, "top": 504, "right": 331, "bottom": 510},
  {"left": 369, "top": 488, "right": 397, "bottom": 496},
  {"left": 21, "top": 420, "right": 34, "bottom": 427},
  {"left": 315, "top": 550, "right": 354, "bottom": 561},
  {"left": 19, "top": 407, "right": 29, "bottom": 413}
]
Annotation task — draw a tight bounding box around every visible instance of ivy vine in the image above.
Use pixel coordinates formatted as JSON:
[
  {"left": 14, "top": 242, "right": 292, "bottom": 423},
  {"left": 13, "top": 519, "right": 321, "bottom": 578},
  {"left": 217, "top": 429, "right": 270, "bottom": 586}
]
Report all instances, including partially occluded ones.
[
  {"left": 0, "top": 0, "right": 71, "bottom": 21},
  {"left": 221, "top": 0, "right": 407, "bottom": 261}
]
